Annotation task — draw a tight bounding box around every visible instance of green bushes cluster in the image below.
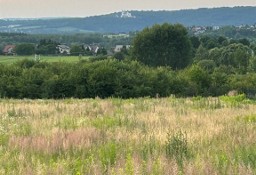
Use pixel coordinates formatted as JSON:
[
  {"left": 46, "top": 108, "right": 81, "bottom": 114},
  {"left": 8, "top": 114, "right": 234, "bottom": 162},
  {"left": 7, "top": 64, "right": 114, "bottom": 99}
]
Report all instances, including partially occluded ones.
[
  {"left": 0, "top": 59, "right": 174, "bottom": 99},
  {"left": 0, "top": 58, "right": 256, "bottom": 99}
]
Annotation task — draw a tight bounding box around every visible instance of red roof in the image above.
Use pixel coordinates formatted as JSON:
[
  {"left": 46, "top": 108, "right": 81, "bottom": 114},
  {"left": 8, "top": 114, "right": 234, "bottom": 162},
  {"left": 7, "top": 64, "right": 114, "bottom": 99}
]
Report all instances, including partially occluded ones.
[{"left": 3, "top": 45, "right": 15, "bottom": 53}]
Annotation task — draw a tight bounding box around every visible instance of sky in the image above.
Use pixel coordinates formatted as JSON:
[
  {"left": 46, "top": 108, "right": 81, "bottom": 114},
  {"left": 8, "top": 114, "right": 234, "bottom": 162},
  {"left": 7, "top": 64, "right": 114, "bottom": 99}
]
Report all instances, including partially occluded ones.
[{"left": 0, "top": 0, "right": 255, "bottom": 18}]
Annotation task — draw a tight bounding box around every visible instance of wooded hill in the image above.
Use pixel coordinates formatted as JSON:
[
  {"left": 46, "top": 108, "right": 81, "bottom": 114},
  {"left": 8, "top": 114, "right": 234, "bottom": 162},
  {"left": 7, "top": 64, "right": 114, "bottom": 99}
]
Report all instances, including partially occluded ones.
[{"left": 0, "top": 6, "right": 256, "bottom": 34}]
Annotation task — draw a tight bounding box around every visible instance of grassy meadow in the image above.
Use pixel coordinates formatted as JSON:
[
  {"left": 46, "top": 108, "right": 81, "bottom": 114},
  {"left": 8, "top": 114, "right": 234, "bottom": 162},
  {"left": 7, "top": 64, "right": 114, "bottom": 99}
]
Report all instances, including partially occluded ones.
[
  {"left": 0, "top": 96, "right": 255, "bottom": 174},
  {"left": 0, "top": 55, "right": 89, "bottom": 64}
]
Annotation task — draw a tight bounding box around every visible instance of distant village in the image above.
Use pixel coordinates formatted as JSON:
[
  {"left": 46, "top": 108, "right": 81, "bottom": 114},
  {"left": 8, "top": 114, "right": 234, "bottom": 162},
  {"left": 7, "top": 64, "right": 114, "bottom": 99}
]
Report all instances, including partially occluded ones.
[
  {"left": 2, "top": 43, "right": 131, "bottom": 56},
  {"left": 189, "top": 24, "right": 256, "bottom": 35},
  {"left": 2, "top": 24, "right": 256, "bottom": 56}
]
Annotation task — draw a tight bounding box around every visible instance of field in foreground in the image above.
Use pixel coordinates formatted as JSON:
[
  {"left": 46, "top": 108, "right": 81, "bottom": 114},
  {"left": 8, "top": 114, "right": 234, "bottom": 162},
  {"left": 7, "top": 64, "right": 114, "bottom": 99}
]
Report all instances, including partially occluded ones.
[
  {"left": 0, "top": 55, "right": 88, "bottom": 64},
  {"left": 0, "top": 96, "right": 255, "bottom": 174}
]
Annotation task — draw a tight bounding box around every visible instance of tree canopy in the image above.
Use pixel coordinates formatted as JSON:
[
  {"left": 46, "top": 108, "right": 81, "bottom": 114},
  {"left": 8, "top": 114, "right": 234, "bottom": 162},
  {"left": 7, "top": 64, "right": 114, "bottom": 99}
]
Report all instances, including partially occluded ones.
[
  {"left": 132, "top": 23, "right": 192, "bottom": 69},
  {"left": 15, "top": 43, "right": 35, "bottom": 55}
]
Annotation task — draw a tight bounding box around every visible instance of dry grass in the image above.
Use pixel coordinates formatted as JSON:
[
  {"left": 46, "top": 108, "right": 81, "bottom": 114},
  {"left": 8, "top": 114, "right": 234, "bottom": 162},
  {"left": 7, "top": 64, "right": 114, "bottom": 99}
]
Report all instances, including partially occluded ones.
[
  {"left": 0, "top": 97, "right": 255, "bottom": 174},
  {"left": 9, "top": 127, "right": 100, "bottom": 153}
]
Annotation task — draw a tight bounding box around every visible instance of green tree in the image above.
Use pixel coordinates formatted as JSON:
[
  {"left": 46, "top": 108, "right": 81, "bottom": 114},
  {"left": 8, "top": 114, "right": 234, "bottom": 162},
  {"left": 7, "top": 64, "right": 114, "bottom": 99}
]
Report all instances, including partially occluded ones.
[
  {"left": 36, "top": 39, "right": 59, "bottom": 55},
  {"left": 70, "top": 45, "right": 84, "bottom": 56},
  {"left": 182, "top": 65, "right": 212, "bottom": 96},
  {"left": 238, "top": 38, "right": 250, "bottom": 46},
  {"left": 197, "top": 59, "right": 216, "bottom": 72},
  {"left": 220, "top": 43, "right": 251, "bottom": 71},
  {"left": 249, "top": 56, "right": 256, "bottom": 72},
  {"left": 217, "top": 36, "right": 228, "bottom": 46},
  {"left": 97, "top": 47, "right": 107, "bottom": 56},
  {"left": 15, "top": 43, "right": 35, "bottom": 55},
  {"left": 194, "top": 45, "right": 209, "bottom": 61},
  {"left": 132, "top": 23, "right": 192, "bottom": 69},
  {"left": 114, "top": 52, "right": 125, "bottom": 60}
]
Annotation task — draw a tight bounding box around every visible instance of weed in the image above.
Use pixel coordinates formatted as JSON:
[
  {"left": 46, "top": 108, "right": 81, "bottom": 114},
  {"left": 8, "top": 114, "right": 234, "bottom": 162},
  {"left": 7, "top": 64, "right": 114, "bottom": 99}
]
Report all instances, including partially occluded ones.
[
  {"left": 191, "top": 97, "right": 222, "bottom": 110},
  {"left": 71, "top": 153, "right": 94, "bottom": 174},
  {"left": 140, "top": 160, "right": 148, "bottom": 175},
  {"left": 7, "top": 107, "right": 17, "bottom": 117},
  {"left": 140, "top": 136, "right": 161, "bottom": 161},
  {"left": 99, "top": 141, "right": 118, "bottom": 173},
  {"left": 234, "top": 146, "right": 256, "bottom": 169},
  {"left": 125, "top": 152, "right": 134, "bottom": 175},
  {"left": 54, "top": 116, "right": 78, "bottom": 130},
  {"left": 0, "top": 134, "right": 8, "bottom": 146},
  {"left": 152, "top": 157, "right": 162, "bottom": 175},
  {"left": 91, "top": 116, "right": 120, "bottom": 129},
  {"left": 214, "top": 152, "right": 230, "bottom": 174},
  {"left": 165, "top": 130, "right": 192, "bottom": 171},
  {"left": 237, "top": 114, "right": 256, "bottom": 123},
  {"left": 220, "top": 94, "right": 252, "bottom": 108},
  {"left": 14, "top": 122, "right": 32, "bottom": 136}
]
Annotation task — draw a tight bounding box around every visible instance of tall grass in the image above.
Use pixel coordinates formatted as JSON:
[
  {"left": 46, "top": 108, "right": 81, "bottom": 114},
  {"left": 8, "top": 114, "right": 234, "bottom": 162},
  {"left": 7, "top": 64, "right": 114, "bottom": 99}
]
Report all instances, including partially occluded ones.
[{"left": 0, "top": 96, "right": 255, "bottom": 174}]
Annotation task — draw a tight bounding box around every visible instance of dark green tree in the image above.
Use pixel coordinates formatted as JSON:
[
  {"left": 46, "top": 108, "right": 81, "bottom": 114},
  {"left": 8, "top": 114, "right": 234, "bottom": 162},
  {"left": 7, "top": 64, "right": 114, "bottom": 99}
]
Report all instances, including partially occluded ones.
[
  {"left": 114, "top": 52, "right": 125, "bottom": 60},
  {"left": 194, "top": 45, "right": 209, "bottom": 61},
  {"left": 70, "top": 45, "right": 84, "bottom": 56},
  {"left": 132, "top": 23, "right": 192, "bottom": 69},
  {"left": 15, "top": 43, "right": 35, "bottom": 55},
  {"left": 36, "top": 39, "right": 59, "bottom": 55},
  {"left": 190, "top": 36, "right": 201, "bottom": 49},
  {"left": 97, "top": 47, "right": 108, "bottom": 55},
  {"left": 238, "top": 38, "right": 250, "bottom": 46}
]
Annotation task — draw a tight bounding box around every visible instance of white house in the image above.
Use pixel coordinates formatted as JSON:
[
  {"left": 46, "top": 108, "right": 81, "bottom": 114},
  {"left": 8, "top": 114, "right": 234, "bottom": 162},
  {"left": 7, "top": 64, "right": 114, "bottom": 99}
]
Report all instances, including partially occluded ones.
[
  {"left": 57, "top": 45, "right": 70, "bottom": 55},
  {"left": 84, "top": 44, "right": 100, "bottom": 55},
  {"left": 114, "top": 45, "right": 131, "bottom": 53}
]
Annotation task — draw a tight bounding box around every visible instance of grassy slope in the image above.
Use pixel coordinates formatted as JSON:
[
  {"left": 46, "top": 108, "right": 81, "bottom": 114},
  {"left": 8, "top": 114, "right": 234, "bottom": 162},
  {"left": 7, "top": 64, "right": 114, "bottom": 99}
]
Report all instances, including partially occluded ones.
[
  {"left": 0, "top": 55, "right": 89, "bottom": 64},
  {"left": 0, "top": 97, "right": 255, "bottom": 174}
]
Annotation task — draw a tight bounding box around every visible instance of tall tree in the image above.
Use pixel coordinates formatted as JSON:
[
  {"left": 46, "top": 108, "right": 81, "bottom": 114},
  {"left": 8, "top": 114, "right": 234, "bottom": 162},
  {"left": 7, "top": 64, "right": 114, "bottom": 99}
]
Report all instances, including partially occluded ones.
[
  {"left": 131, "top": 23, "right": 192, "bottom": 69},
  {"left": 36, "top": 39, "right": 59, "bottom": 55}
]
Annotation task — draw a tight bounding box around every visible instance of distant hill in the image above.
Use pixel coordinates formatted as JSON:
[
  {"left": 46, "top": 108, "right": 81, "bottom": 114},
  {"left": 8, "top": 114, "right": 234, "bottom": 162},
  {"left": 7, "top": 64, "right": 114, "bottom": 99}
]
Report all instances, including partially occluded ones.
[{"left": 0, "top": 6, "right": 256, "bottom": 34}]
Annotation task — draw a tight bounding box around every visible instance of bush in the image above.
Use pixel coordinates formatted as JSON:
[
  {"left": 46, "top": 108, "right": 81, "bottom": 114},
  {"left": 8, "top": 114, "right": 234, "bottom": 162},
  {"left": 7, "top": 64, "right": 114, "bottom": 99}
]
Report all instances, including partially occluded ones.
[{"left": 0, "top": 58, "right": 256, "bottom": 99}]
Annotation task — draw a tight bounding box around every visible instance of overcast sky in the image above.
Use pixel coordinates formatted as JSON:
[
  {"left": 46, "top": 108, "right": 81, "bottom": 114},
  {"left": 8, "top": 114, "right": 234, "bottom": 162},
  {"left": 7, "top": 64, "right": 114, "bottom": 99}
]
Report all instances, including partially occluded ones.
[{"left": 0, "top": 0, "right": 255, "bottom": 18}]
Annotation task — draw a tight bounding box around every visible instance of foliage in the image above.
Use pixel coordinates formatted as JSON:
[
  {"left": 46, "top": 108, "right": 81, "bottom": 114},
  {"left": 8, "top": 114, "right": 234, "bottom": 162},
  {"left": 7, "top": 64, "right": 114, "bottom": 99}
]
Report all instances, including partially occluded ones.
[
  {"left": 70, "top": 45, "right": 85, "bottom": 56},
  {"left": 15, "top": 43, "right": 35, "bottom": 55},
  {"left": 220, "top": 94, "right": 249, "bottom": 105},
  {"left": 36, "top": 39, "right": 59, "bottom": 55},
  {"left": 0, "top": 56, "right": 255, "bottom": 99},
  {"left": 132, "top": 23, "right": 192, "bottom": 69},
  {"left": 99, "top": 142, "right": 117, "bottom": 172}
]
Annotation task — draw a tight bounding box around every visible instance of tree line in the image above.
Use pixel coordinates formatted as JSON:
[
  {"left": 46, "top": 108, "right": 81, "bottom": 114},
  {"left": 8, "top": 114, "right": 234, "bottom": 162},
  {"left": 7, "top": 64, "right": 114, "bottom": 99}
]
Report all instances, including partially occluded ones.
[{"left": 0, "top": 58, "right": 256, "bottom": 99}]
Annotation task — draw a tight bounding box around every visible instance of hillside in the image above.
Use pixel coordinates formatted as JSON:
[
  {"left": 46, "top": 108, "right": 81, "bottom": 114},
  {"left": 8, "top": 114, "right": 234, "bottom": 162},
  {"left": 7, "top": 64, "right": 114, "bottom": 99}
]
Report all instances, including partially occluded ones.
[{"left": 0, "top": 6, "right": 256, "bottom": 34}]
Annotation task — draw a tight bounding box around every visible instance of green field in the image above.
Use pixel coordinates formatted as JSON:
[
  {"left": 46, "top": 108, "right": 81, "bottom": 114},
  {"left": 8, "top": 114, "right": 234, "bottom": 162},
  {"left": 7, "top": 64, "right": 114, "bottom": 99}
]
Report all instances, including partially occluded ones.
[
  {"left": 0, "top": 96, "right": 255, "bottom": 174},
  {"left": 0, "top": 55, "right": 89, "bottom": 64}
]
